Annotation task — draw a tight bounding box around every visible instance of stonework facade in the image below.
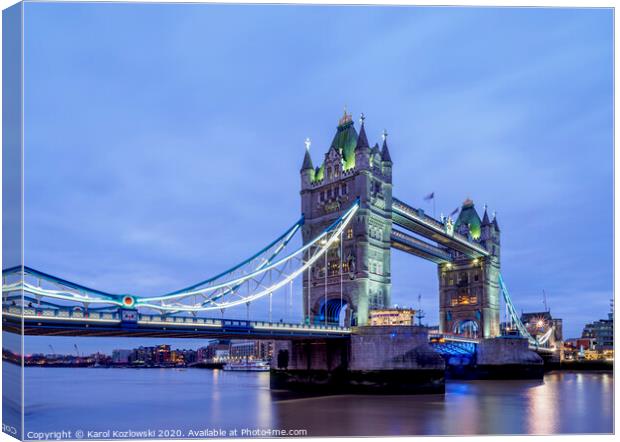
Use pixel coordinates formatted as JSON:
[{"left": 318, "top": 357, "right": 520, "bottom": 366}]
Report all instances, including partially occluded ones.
[
  {"left": 438, "top": 202, "right": 501, "bottom": 338},
  {"left": 300, "top": 112, "right": 392, "bottom": 326}
]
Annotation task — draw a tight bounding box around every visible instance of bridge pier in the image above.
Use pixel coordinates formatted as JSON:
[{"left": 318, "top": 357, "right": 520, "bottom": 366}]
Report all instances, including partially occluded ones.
[
  {"left": 271, "top": 326, "right": 445, "bottom": 394},
  {"left": 446, "top": 337, "right": 544, "bottom": 379}
]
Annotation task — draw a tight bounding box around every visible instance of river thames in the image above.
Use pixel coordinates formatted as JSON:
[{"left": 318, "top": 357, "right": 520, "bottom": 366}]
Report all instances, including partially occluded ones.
[{"left": 3, "top": 363, "right": 611, "bottom": 438}]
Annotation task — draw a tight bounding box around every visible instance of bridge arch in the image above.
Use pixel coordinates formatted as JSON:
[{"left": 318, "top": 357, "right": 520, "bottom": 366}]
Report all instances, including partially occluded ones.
[
  {"left": 313, "top": 295, "right": 353, "bottom": 326},
  {"left": 453, "top": 319, "right": 479, "bottom": 339}
]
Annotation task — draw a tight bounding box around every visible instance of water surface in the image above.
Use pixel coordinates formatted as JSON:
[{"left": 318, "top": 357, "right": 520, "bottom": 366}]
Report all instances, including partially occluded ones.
[{"left": 10, "top": 363, "right": 613, "bottom": 437}]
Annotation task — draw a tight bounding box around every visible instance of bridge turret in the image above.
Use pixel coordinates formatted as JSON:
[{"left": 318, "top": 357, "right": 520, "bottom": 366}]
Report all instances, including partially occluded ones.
[
  {"left": 300, "top": 110, "right": 392, "bottom": 327},
  {"left": 439, "top": 198, "right": 500, "bottom": 340},
  {"left": 300, "top": 138, "right": 314, "bottom": 189},
  {"left": 480, "top": 206, "right": 500, "bottom": 258},
  {"left": 381, "top": 133, "right": 393, "bottom": 181},
  {"left": 480, "top": 205, "right": 491, "bottom": 241},
  {"left": 490, "top": 212, "right": 500, "bottom": 259},
  {"left": 354, "top": 116, "right": 371, "bottom": 170}
]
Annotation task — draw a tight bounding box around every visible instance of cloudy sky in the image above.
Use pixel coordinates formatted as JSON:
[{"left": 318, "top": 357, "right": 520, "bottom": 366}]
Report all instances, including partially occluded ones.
[{"left": 16, "top": 3, "right": 612, "bottom": 353}]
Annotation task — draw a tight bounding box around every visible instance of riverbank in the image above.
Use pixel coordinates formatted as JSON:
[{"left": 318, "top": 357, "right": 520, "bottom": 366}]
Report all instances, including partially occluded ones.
[{"left": 3, "top": 359, "right": 226, "bottom": 369}]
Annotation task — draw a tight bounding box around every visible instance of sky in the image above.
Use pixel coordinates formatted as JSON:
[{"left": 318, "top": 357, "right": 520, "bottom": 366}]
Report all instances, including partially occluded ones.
[{"left": 12, "top": 3, "right": 613, "bottom": 353}]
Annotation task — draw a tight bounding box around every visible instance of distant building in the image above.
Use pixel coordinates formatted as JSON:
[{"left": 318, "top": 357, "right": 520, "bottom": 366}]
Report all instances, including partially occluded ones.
[
  {"left": 230, "top": 341, "right": 256, "bottom": 360},
  {"left": 111, "top": 349, "right": 132, "bottom": 364},
  {"left": 230, "top": 340, "right": 274, "bottom": 361},
  {"left": 214, "top": 349, "right": 229, "bottom": 361},
  {"left": 369, "top": 308, "right": 415, "bottom": 326},
  {"left": 130, "top": 346, "right": 156, "bottom": 365},
  {"left": 154, "top": 344, "right": 171, "bottom": 365},
  {"left": 582, "top": 309, "right": 613, "bottom": 351},
  {"left": 196, "top": 342, "right": 220, "bottom": 362}
]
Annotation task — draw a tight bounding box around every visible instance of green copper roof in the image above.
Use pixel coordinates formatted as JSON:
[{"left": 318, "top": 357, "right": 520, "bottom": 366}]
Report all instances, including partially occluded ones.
[
  {"left": 455, "top": 199, "right": 482, "bottom": 240},
  {"left": 330, "top": 120, "right": 358, "bottom": 171},
  {"left": 314, "top": 164, "right": 324, "bottom": 182}
]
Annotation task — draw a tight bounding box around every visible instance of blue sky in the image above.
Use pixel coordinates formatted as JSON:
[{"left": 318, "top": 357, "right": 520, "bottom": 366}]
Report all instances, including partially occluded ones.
[{"left": 17, "top": 3, "right": 612, "bottom": 353}]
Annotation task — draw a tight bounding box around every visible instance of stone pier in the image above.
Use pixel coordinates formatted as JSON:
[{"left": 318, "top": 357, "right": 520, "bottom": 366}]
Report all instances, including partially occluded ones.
[
  {"left": 447, "top": 337, "right": 544, "bottom": 379},
  {"left": 271, "top": 326, "right": 445, "bottom": 394}
]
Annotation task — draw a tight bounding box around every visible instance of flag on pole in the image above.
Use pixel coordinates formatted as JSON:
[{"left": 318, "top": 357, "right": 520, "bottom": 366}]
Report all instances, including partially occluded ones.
[
  {"left": 424, "top": 192, "right": 435, "bottom": 201},
  {"left": 449, "top": 207, "right": 459, "bottom": 217}
]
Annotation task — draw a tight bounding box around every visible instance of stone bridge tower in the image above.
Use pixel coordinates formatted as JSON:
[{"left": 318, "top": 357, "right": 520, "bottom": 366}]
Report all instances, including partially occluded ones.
[
  {"left": 300, "top": 111, "right": 392, "bottom": 326},
  {"left": 438, "top": 200, "right": 501, "bottom": 338}
]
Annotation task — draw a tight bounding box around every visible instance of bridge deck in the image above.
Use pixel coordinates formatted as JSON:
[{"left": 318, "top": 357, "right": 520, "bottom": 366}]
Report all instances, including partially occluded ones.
[
  {"left": 392, "top": 198, "right": 489, "bottom": 258},
  {"left": 2, "top": 307, "right": 351, "bottom": 340},
  {"left": 391, "top": 229, "right": 452, "bottom": 263}
]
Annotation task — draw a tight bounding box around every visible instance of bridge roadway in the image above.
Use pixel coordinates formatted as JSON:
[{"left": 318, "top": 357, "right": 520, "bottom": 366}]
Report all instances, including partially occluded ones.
[
  {"left": 3, "top": 306, "right": 555, "bottom": 357},
  {"left": 2, "top": 306, "right": 351, "bottom": 340}
]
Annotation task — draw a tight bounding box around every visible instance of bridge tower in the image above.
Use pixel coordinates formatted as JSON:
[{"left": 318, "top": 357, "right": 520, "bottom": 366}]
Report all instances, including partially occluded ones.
[
  {"left": 300, "top": 111, "right": 392, "bottom": 326},
  {"left": 438, "top": 200, "right": 501, "bottom": 338}
]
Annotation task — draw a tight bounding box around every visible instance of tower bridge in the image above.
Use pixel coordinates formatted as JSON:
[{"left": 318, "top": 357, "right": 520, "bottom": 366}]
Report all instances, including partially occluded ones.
[
  {"left": 3, "top": 110, "right": 554, "bottom": 392},
  {"left": 299, "top": 110, "right": 500, "bottom": 339}
]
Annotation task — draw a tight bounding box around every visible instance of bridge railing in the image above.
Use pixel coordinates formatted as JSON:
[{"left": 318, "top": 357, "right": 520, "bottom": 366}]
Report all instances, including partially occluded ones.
[
  {"left": 4, "top": 305, "right": 122, "bottom": 322},
  {"left": 251, "top": 321, "right": 350, "bottom": 333}
]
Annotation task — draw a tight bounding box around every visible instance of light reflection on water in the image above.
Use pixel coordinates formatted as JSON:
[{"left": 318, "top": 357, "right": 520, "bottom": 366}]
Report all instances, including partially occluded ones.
[{"left": 12, "top": 363, "right": 612, "bottom": 437}]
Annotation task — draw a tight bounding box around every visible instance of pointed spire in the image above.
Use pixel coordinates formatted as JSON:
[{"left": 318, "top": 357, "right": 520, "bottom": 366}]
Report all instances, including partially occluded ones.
[
  {"left": 355, "top": 113, "right": 369, "bottom": 151},
  {"left": 300, "top": 138, "right": 314, "bottom": 171},
  {"left": 482, "top": 204, "right": 490, "bottom": 225},
  {"left": 371, "top": 142, "right": 380, "bottom": 156},
  {"left": 381, "top": 129, "right": 392, "bottom": 163},
  {"left": 338, "top": 106, "right": 353, "bottom": 127},
  {"left": 492, "top": 211, "right": 500, "bottom": 231}
]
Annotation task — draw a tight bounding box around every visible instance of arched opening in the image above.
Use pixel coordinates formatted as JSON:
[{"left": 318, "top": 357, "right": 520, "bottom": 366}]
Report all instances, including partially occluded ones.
[
  {"left": 454, "top": 319, "right": 479, "bottom": 338},
  {"left": 319, "top": 298, "right": 349, "bottom": 326}
]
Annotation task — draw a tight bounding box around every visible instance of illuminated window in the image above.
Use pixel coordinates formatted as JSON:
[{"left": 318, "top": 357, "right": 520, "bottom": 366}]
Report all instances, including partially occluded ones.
[
  {"left": 346, "top": 228, "right": 353, "bottom": 239},
  {"left": 328, "top": 261, "right": 341, "bottom": 276}
]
